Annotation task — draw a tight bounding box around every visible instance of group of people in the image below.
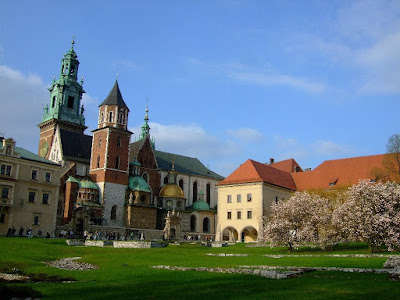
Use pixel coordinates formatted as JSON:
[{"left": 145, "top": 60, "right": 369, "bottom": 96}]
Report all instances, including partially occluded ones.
[
  {"left": 6, "top": 226, "right": 33, "bottom": 238},
  {"left": 182, "top": 234, "right": 213, "bottom": 242}
]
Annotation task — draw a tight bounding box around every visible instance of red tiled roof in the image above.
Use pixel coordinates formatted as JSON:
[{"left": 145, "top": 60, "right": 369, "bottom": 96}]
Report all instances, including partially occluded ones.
[
  {"left": 270, "top": 158, "right": 303, "bottom": 173},
  {"left": 217, "top": 159, "right": 297, "bottom": 190},
  {"left": 292, "top": 154, "right": 385, "bottom": 191}
]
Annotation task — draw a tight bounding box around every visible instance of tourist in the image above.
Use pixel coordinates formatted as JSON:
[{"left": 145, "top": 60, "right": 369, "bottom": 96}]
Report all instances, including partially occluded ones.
[{"left": 19, "top": 226, "right": 24, "bottom": 237}]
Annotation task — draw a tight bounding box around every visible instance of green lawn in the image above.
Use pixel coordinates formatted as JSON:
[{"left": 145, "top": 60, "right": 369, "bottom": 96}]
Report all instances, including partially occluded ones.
[{"left": 1, "top": 237, "right": 399, "bottom": 299}]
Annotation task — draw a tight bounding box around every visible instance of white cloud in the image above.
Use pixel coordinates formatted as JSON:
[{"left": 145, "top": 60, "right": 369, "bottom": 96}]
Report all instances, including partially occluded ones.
[
  {"left": 226, "top": 128, "right": 264, "bottom": 143},
  {"left": 0, "top": 65, "right": 48, "bottom": 152},
  {"left": 186, "top": 58, "right": 325, "bottom": 93},
  {"left": 313, "top": 140, "right": 353, "bottom": 156}
]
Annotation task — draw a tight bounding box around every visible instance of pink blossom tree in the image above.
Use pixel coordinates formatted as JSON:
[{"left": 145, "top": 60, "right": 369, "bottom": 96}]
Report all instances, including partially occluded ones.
[
  {"left": 263, "top": 191, "right": 335, "bottom": 250},
  {"left": 333, "top": 180, "right": 400, "bottom": 251}
]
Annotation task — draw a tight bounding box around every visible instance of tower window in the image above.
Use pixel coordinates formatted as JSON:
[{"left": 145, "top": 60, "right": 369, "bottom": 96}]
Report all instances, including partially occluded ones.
[
  {"left": 109, "top": 112, "right": 113, "bottom": 122},
  {"left": 68, "top": 96, "right": 75, "bottom": 109},
  {"left": 97, "top": 156, "right": 100, "bottom": 168},
  {"left": 117, "top": 137, "right": 121, "bottom": 148},
  {"left": 111, "top": 205, "right": 117, "bottom": 220},
  {"left": 115, "top": 156, "right": 120, "bottom": 169},
  {"left": 52, "top": 96, "right": 56, "bottom": 108},
  {"left": 70, "top": 65, "right": 75, "bottom": 74},
  {"left": 100, "top": 112, "right": 104, "bottom": 124}
]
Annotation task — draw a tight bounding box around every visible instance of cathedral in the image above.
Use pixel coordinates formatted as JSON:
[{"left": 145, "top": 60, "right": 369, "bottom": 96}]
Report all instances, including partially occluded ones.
[{"left": 38, "top": 41, "right": 223, "bottom": 240}]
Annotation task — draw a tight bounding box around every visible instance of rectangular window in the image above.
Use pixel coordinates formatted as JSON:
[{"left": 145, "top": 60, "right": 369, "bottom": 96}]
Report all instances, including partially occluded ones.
[
  {"left": 42, "top": 193, "right": 49, "bottom": 204},
  {"left": 45, "top": 172, "right": 51, "bottom": 182},
  {"left": 237, "top": 194, "right": 241, "bottom": 203},
  {"left": 237, "top": 211, "right": 242, "bottom": 220},
  {"left": 31, "top": 170, "right": 38, "bottom": 180},
  {"left": 1, "top": 187, "right": 9, "bottom": 199},
  {"left": 227, "top": 195, "right": 232, "bottom": 203},
  {"left": 227, "top": 211, "right": 232, "bottom": 220},
  {"left": 247, "top": 210, "right": 252, "bottom": 219},
  {"left": 28, "top": 191, "right": 35, "bottom": 203},
  {"left": 247, "top": 194, "right": 252, "bottom": 202},
  {"left": 0, "top": 214, "right": 5, "bottom": 223},
  {"left": 67, "top": 96, "right": 75, "bottom": 109},
  {"left": 33, "top": 215, "right": 39, "bottom": 225},
  {"left": 1, "top": 164, "right": 12, "bottom": 176}
]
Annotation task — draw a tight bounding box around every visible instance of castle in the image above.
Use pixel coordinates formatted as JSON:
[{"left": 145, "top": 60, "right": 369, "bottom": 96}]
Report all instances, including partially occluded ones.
[{"left": 37, "top": 41, "right": 223, "bottom": 240}]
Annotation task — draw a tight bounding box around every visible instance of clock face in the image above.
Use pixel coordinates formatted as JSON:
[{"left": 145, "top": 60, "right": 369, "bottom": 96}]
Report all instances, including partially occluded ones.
[{"left": 40, "top": 141, "right": 49, "bottom": 157}]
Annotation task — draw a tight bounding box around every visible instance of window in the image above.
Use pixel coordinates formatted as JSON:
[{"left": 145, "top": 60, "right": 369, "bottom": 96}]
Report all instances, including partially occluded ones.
[
  {"left": 111, "top": 205, "right": 117, "bottom": 220},
  {"left": 45, "top": 172, "right": 51, "bottom": 182},
  {"left": 143, "top": 173, "right": 148, "bottom": 183},
  {"left": 52, "top": 96, "right": 56, "bottom": 108},
  {"left": 237, "top": 194, "right": 241, "bottom": 203},
  {"left": 33, "top": 215, "right": 39, "bottom": 225},
  {"left": 1, "top": 187, "right": 9, "bottom": 199},
  {"left": 247, "top": 210, "right": 252, "bottom": 219},
  {"left": 31, "top": 170, "right": 38, "bottom": 180},
  {"left": 227, "top": 211, "right": 232, "bottom": 219},
  {"left": 42, "top": 193, "right": 49, "bottom": 204},
  {"left": 1, "top": 164, "right": 12, "bottom": 176},
  {"left": 190, "top": 215, "right": 196, "bottom": 231},
  {"left": 206, "top": 183, "right": 211, "bottom": 205},
  {"left": 0, "top": 214, "right": 5, "bottom": 223},
  {"left": 98, "top": 137, "right": 102, "bottom": 147},
  {"left": 275, "top": 196, "right": 278, "bottom": 204},
  {"left": 203, "top": 217, "right": 210, "bottom": 233},
  {"left": 117, "top": 136, "right": 121, "bottom": 148},
  {"left": 227, "top": 195, "right": 232, "bottom": 203},
  {"left": 247, "top": 194, "right": 252, "bottom": 202},
  {"left": 100, "top": 112, "right": 104, "bottom": 124},
  {"left": 179, "top": 179, "right": 184, "bottom": 190},
  {"left": 237, "top": 211, "right": 242, "bottom": 219},
  {"left": 28, "top": 191, "right": 35, "bottom": 203},
  {"left": 97, "top": 156, "right": 100, "bottom": 168},
  {"left": 67, "top": 96, "right": 75, "bottom": 109},
  {"left": 109, "top": 111, "right": 113, "bottom": 123},
  {"left": 164, "top": 176, "right": 168, "bottom": 184},
  {"left": 115, "top": 156, "right": 120, "bottom": 169}
]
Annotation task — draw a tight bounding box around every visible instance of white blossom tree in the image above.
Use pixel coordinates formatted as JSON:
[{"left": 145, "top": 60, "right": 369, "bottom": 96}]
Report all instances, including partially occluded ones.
[
  {"left": 263, "top": 191, "right": 335, "bottom": 250},
  {"left": 333, "top": 180, "right": 400, "bottom": 252}
]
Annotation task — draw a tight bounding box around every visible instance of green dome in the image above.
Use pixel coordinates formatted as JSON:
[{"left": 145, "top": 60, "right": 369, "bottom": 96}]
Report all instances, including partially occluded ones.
[
  {"left": 192, "top": 200, "right": 210, "bottom": 211},
  {"left": 129, "top": 176, "right": 150, "bottom": 192},
  {"left": 79, "top": 179, "right": 99, "bottom": 190}
]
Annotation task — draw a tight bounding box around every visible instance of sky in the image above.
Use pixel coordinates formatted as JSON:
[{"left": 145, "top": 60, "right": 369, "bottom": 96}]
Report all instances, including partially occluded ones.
[{"left": 0, "top": 0, "right": 399, "bottom": 177}]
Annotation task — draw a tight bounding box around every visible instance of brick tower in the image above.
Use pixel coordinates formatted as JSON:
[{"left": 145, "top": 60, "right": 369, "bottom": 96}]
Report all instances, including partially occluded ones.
[
  {"left": 89, "top": 81, "right": 132, "bottom": 227},
  {"left": 38, "top": 39, "right": 86, "bottom": 159}
]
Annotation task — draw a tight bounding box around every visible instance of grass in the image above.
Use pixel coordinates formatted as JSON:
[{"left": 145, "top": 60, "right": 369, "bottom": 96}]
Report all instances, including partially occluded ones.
[{"left": 1, "top": 237, "right": 400, "bottom": 299}]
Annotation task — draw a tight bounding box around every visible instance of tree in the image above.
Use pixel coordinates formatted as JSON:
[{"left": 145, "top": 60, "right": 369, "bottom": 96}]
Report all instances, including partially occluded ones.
[
  {"left": 263, "top": 191, "right": 335, "bottom": 250},
  {"left": 333, "top": 180, "right": 400, "bottom": 252},
  {"left": 371, "top": 134, "right": 400, "bottom": 183}
]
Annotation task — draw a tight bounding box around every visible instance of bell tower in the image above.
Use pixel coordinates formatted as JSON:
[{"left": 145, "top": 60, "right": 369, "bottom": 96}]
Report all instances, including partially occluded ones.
[
  {"left": 89, "top": 81, "right": 132, "bottom": 227},
  {"left": 38, "top": 39, "right": 86, "bottom": 159}
]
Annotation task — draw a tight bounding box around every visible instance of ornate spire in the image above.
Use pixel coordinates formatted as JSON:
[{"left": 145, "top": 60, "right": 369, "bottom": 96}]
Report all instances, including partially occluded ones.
[{"left": 140, "top": 103, "right": 150, "bottom": 139}]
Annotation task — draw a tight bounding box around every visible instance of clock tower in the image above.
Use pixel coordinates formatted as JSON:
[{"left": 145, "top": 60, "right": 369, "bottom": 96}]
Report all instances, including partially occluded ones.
[{"left": 38, "top": 39, "right": 86, "bottom": 159}]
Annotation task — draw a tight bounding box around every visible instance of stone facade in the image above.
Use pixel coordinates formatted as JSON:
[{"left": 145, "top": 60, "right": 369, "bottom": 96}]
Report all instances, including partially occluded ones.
[{"left": 0, "top": 137, "right": 61, "bottom": 236}]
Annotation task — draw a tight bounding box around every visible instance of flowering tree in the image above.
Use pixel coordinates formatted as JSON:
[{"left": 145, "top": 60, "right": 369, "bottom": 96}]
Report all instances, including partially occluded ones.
[
  {"left": 333, "top": 180, "right": 400, "bottom": 251},
  {"left": 263, "top": 191, "right": 334, "bottom": 250}
]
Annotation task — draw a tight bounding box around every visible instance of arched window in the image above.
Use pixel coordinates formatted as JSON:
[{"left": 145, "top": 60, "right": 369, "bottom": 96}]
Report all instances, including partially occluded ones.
[
  {"left": 203, "top": 217, "right": 210, "bottom": 233},
  {"left": 109, "top": 111, "right": 113, "bottom": 123},
  {"left": 111, "top": 205, "right": 117, "bottom": 220},
  {"left": 117, "top": 136, "right": 121, "bottom": 148},
  {"left": 96, "top": 155, "right": 100, "bottom": 168},
  {"left": 143, "top": 173, "right": 148, "bottom": 183},
  {"left": 115, "top": 156, "right": 120, "bottom": 169},
  {"left": 164, "top": 176, "right": 168, "bottom": 184},
  {"left": 52, "top": 96, "right": 56, "bottom": 108},
  {"left": 179, "top": 179, "right": 184, "bottom": 190},
  {"left": 206, "top": 183, "right": 211, "bottom": 205},
  {"left": 190, "top": 215, "right": 196, "bottom": 232},
  {"left": 193, "top": 181, "right": 198, "bottom": 202},
  {"left": 100, "top": 112, "right": 104, "bottom": 124}
]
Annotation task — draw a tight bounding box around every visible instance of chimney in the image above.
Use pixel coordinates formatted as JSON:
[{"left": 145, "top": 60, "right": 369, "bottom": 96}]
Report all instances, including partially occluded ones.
[{"left": 269, "top": 158, "right": 274, "bottom": 164}]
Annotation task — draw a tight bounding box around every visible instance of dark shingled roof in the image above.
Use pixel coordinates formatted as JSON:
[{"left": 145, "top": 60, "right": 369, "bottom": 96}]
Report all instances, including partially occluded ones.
[
  {"left": 154, "top": 150, "right": 224, "bottom": 180},
  {"left": 129, "top": 139, "right": 146, "bottom": 162},
  {"left": 60, "top": 129, "right": 92, "bottom": 163},
  {"left": 99, "top": 81, "right": 129, "bottom": 109}
]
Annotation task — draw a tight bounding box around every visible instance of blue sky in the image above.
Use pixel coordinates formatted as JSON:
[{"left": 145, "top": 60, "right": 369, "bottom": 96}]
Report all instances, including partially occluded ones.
[{"left": 0, "top": 0, "right": 399, "bottom": 177}]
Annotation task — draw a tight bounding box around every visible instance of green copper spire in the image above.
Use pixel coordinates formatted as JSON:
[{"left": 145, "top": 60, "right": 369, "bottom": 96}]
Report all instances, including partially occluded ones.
[
  {"left": 41, "top": 39, "right": 85, "bottom": 126},
  {"left": 138, "top": 103, "right": 155, "bottom": 149}
]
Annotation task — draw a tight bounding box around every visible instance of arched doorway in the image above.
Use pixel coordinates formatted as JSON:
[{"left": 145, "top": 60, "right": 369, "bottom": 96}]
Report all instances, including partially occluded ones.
[
  {"left": 203, "top": 217, "right": 210, "bottom": 233},
  {"left": 241, "top": 226, "right": 258, "bottom": 243},
  {"left": 222, "top": 227, "right": 238, "bottom": 242},
  {"left": 190, "top": 215, "right": 197, "bottom": 232}
]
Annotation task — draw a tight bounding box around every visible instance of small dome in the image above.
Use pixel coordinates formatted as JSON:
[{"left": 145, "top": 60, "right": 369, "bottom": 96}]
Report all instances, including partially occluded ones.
[
  {"left": 192, "top": 200, "right": 210, "bottom": 211},
  {"left": 79, "top": 179, "right": 98, "bottom": 190},
  {"left": 129, "top": 176, "right": 150, "bottom": 192},
  {"left": 159, "top": 184, "right": 185, "bottom": 199}
]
